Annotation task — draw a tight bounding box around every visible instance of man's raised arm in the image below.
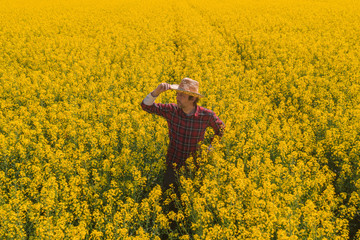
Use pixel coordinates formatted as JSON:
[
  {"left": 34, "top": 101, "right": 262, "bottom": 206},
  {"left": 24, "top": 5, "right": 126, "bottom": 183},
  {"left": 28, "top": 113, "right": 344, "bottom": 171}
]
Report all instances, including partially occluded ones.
[
  {"left": 142, "top": 83, "right": 172, "bottom": 106},
  {"left": 141, "top": 83, "right": 175, "bottom": 118}
]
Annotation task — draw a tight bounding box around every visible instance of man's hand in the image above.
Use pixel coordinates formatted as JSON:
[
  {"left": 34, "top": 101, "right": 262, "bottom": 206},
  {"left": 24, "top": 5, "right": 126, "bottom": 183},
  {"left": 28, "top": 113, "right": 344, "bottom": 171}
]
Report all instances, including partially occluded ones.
[{"left": 151, "top": 83, "right": 171, "bottom": 97}]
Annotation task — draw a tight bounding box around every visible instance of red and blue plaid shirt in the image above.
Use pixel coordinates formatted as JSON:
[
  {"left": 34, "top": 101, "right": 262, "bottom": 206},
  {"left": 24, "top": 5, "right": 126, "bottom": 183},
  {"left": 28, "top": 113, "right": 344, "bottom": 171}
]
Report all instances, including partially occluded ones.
[{"left": 141, "top": 101, "right": 225, "bottom": 168}]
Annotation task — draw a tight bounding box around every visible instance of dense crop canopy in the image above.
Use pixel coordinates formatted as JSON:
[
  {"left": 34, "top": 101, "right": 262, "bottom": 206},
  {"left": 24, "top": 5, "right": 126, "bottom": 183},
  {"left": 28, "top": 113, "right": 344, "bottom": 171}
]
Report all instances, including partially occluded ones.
[{"left": 0, "top": 0, "right": 360, "bottom": 239}]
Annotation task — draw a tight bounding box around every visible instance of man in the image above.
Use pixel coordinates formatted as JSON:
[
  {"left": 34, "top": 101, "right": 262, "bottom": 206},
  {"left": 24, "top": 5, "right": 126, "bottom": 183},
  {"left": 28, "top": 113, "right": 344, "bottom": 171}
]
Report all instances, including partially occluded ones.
[{"left": 140, "top": 77, "right": 225, "bottom": 205}]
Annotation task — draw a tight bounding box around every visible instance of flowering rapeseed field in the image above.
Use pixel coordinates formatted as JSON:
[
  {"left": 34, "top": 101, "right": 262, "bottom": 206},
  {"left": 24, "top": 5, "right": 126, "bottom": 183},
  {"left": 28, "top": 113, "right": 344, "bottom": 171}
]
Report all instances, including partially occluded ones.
[{"left": 1, "top": 0, "right": 360, "bottom": 239}]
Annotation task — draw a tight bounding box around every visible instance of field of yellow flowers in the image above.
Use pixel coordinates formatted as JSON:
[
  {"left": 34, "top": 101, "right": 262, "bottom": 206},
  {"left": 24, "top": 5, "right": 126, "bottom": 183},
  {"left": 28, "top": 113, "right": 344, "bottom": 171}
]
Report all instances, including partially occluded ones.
[{"left": 1, "top": 0, "right": 360, "bottom": 239}]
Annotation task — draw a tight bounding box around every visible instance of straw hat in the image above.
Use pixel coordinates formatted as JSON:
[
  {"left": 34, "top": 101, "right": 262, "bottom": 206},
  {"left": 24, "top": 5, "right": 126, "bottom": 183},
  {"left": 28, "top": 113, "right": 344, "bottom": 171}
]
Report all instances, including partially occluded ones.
[{"left": 170, "top": 78, "right": 205, "bottom": 98}]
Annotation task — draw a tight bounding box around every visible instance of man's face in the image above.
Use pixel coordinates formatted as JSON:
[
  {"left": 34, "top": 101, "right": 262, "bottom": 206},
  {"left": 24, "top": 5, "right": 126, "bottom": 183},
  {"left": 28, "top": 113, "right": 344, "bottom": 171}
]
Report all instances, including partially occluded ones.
[{"left": 176, "top": 92, "right": 193, "bottom": 109}]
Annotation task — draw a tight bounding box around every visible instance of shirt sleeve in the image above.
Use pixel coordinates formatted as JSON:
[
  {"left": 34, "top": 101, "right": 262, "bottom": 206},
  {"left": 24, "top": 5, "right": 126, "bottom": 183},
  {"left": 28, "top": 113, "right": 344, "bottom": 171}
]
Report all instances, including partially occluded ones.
[
  {"left": 143, "top": 93, "right": 157, "bottom": 106},
  {"left": 209, "top": 112, "right": 225, "bottom": 138},
  {"left": 140, "top": 93, "right": 175, "bottom": 119}
]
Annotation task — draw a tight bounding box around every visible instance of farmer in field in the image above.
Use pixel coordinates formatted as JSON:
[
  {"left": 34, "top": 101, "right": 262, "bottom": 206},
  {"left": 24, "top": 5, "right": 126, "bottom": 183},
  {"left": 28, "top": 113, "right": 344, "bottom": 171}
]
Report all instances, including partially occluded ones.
[{"left": 140, "top": 77, "right": 225, "bottom": 207}]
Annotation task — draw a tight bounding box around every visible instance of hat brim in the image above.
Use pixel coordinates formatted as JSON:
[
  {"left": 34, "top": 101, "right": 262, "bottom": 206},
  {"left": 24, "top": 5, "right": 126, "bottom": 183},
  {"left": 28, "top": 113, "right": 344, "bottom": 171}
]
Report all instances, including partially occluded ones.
[{"left": 170, "top": 84, "right": 205, "bottom": 98}]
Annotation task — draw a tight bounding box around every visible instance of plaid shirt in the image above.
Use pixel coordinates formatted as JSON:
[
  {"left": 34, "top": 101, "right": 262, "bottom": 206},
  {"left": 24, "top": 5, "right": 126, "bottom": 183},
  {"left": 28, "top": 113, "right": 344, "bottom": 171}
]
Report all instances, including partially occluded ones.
[{"left": 141, "top": 100, "right": 225, "bottom": 168}]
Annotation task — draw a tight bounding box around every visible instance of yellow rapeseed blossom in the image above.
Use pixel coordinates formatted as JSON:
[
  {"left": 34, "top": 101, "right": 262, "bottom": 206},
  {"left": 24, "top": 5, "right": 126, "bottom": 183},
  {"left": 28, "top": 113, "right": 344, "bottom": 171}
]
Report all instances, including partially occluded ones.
[{"left": 1, "top": 0, "right": 359, "bottom": 239}]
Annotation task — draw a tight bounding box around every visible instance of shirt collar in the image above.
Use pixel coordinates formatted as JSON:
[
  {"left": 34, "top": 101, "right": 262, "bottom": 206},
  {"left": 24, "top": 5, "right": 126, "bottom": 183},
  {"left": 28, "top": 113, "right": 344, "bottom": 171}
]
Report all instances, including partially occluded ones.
[
  {"left": 193, "top": 105, "right": 199, "bottom": 117},
  {"left": 182, "top": 105, "right": 199, "bottom": 117}
]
